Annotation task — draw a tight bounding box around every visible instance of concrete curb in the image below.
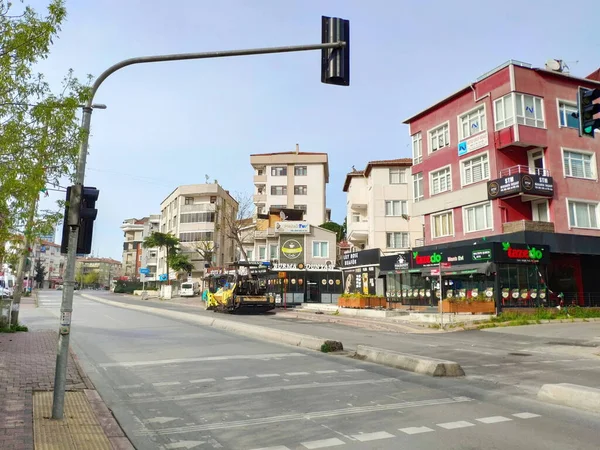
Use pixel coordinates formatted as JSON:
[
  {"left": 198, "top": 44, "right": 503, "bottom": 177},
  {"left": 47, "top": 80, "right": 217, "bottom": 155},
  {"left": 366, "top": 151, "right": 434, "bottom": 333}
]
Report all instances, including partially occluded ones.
[
  {"left": 537, "top": 383, "right": 600, "bottom": 413},
  {"left": 81, "top": 293, "right": 343, "bottom": 353},
  {"left": 355, "top": 345, "right": 465, "bottom": 377}
]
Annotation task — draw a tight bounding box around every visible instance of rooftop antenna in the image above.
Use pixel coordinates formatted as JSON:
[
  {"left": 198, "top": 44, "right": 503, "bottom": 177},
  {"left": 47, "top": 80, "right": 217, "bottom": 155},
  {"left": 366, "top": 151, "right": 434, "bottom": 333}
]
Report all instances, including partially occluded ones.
[
  {"left": 295, "top": 143, "right": 299, "bottom": 154},
  {"left": 205, "top": 174, "right": 209, "bottom": 183}
]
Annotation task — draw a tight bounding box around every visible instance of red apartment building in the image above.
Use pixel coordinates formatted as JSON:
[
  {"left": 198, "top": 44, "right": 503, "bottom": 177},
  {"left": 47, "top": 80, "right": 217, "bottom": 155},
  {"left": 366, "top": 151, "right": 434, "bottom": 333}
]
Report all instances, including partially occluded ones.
[{"left": 404, "top": 60, "right": 600, "bottom": 304}]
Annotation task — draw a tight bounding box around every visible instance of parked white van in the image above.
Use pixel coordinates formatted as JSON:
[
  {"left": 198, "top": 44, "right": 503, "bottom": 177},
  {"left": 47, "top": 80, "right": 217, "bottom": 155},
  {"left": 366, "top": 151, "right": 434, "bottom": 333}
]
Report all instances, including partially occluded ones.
[{"left": 180, "top": 281, "right": 200, "bottom": 297}]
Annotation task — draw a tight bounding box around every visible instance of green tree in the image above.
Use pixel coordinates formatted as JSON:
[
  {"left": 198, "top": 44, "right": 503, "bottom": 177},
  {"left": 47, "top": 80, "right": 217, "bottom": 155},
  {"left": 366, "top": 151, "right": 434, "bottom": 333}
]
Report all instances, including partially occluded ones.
[
  {"left": 319, "top": 221, "right": 345, "bottom": 242},
  {"left": 83, "top": 271, "right": 99, "bottom": 286},
  {"left": 168, "top": 253, "right": 194, "bottom": 280},
  {"left": 34, "top": 259, "right": 46, "bottom": 286},
  {"left": 143, "top": 232, "right": 179, "bottom": 284}
]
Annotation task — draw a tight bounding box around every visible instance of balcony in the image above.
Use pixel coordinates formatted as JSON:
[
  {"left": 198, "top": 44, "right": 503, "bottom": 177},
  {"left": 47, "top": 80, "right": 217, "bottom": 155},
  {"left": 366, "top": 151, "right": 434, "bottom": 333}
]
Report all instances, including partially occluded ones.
[
  {"left": 503, "top": 220, "right": 555, "bottom": 234},
  {"left": 347, "top": 221, "right": 369, "bottom": 244},
  {"left": 349, "top": 202, "right": 367, "bottom": 211},
  {"left": 494, "top": 125, "right": 547, "bottom": 150},
  {"left": 253, "top": 193, "right": 266, "bottom": 203},
  {"left": 254, "top": 174, "right": 266, "bottom": 184},
  {"left": 487, "top": 166, "right": 553, "bottom": 200},
  {"left": 180, "top": 203, "right": 216, "bottom": 213}
]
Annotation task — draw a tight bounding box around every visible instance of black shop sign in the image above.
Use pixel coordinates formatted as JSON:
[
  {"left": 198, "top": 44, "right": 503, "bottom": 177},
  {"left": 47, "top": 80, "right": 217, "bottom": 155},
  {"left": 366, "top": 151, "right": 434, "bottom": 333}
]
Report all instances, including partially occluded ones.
[
  {"left": 488, "top": 173, "right": 553, "bottom": 199},
  {"left": 341, "top": 248, "right": 381, "bottom": 268}
]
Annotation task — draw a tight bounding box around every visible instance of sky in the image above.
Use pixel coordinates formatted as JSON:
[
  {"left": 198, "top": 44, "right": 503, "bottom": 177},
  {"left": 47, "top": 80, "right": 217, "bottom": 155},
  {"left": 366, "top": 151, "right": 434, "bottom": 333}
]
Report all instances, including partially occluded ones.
[{"left": 30, "top": 0, "right": 599, "bottom": 260}]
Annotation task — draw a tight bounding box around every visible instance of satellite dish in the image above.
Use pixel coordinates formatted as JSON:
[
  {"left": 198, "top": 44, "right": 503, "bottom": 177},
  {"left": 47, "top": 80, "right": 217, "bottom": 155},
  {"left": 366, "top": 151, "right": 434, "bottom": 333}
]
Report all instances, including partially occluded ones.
[{"left": 545, "top": 59, "right": 561, "bottom": 72}]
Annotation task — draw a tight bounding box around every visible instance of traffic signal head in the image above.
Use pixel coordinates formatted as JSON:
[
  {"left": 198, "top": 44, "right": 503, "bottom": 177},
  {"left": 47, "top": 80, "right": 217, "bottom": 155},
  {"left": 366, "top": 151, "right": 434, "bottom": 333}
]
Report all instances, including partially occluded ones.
[
  {"left": 60, "top": 185, "right": 99, "bottom": 255},
  {"left": 321, "top": 16, "right": 350, "bottom": 86},
  {"left": 578, "top": 87, "right": 600, "bottom": 138}
]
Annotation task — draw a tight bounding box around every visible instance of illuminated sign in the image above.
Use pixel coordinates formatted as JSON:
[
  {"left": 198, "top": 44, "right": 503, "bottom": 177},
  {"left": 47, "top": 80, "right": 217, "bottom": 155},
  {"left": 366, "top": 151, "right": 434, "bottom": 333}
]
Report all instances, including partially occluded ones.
[
  {"left": 413, "top": 251, "right": 442, "bottom": 265},
  {"left": 501, "top": 242, "right": 544, "bottom": 262}
]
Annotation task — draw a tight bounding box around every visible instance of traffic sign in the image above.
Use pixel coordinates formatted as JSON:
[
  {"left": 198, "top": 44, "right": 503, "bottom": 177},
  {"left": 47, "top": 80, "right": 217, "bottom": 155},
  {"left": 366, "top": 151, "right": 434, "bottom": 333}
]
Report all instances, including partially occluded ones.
[
  {"left": 139, "top": 267, "right": 150, "bottom": 275},
  {"left": 158, "top": 274, "right": 168, "bottom": 282}
]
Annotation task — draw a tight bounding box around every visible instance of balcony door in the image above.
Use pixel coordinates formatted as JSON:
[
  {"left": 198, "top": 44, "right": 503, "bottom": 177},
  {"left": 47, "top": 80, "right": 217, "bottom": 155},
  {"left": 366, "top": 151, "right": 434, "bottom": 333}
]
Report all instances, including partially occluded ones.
[
  {"left": 527, "top": 149, "right": 545, "bottom": 175},
  {"left": 532, "top": 199, "right": 549, "bottom": 222}
]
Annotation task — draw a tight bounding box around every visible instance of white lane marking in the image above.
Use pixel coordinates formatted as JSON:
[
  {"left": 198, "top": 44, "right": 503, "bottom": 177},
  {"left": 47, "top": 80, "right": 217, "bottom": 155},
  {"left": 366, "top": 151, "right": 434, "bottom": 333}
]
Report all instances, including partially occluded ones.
[
  {"left": 351, "top": 431, "right": 395, "bottom": 442},
  {"left": 189, "top": 378, "right": 215, "bottom": 384},
  {"left": 522, "top": 361, "right": 538, "bottom": 365},
  {"left": 555, "top": 359, "right": 574, "bottom": 362},
  {"left": 133, "top": 396, "right": 473, "bottom": 435},
  {"left": 461, "top": 365, "right": 476, "bottom": 369},
  {"left": 286, "top": 372, "right": 309, "bottom": 376},
  {"left": 301, "top": 437, "right": 345, "bottom": 449},
  {"left": 250, "top": 446, "right": 291, "bottom": 450},
  {"left": 315, "top": 370, "right": 338, "bottom": 374},
  {"left": 513, "top": 412, "right": 541, "bottom": 419},
  {"left": 482, "top": 364, "right": 500, "bottom": 367},
  {"left": 476, "top": 416, "right": 512, "bottom": 424},
  {"left": 540, "top": 360, "right": 555, "bottom": 363},
  {"left": 503, "top": 363, "right": 517, "bottom": 366},
  {"left": 117, "top": 384, "right": 143, "bottom": 389},
  {"left": 399, "top": 426, "right": 434, "bottom": 435},
  {"left": 454, "top": 348, "right": 493, "bottom": 355},
  {"left": 256, "top": 374, "right": 280, "bottom": 378},
  {"left": 437, "top": 421, "right": 475, "bottom": 430},
  {"left": 224, "top": 376, "right": 249, "bottom": 381},
  {"left": 146, "top": 416, "right": 179, "bottom": 424},
  {"left": 129, "top": 392, "right": 153, "bottom": 398},
  {"left": 343, "top": 368, "right": 365, "bottom": 373},
  {"left": 99, "top": 352, "right": 306, "bottom": 368},
  {"left": 165, "top": 441, "right": 205, "bottom": 449},
  {"left": 152, "top": 381, "right": 181, "bottom": 387}
]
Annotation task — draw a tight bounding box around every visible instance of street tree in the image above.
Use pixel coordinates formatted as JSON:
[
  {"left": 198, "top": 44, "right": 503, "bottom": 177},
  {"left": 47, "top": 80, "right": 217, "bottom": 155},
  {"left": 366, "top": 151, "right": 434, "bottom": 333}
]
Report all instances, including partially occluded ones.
[
  {"left": 319, "top": 221, "right": 345, "bottom": 242},
  {"left": 142, "top": 232, "right": 179, "bottom": 283},
  {"left": 83, "top": 271, "right": 99, "bottom": 287},
  {"left": 193, "top": 239, "right": 214, "bottom": 266},
  {"left": 219, "top": 192, "right": 253, "bottom": 261},
  {"left": 168, "top": 253, "right": 194, "bottom": 280},
  {"left": 34, "top": 259, "right": 46, "bottom": 287}
]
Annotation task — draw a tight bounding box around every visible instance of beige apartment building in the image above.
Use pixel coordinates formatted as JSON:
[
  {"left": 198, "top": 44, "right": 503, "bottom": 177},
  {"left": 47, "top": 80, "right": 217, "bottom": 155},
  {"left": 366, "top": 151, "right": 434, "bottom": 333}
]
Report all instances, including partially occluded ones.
[
  {"left": 75, "top": 257, "right": 122, "bottom": 287},
  {"left": 120, "top": 215, "right": 160, "bottom": 281},
  {"left": 251, "top": 145, "right": 331, "bottom": 226},
  {"left": 343, "top": 158, "right": 423, "bottom": 254},
  {"left": 159, "top": 183, "right": 238, "bottom": 280}
]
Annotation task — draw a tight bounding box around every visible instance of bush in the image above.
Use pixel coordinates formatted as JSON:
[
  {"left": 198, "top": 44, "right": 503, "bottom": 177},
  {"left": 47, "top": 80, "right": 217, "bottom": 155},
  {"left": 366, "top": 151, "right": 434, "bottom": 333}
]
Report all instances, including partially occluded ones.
[
  {"left": 0, "top": 323, "right": 28, "bottom": 333},
  {"left": 113, "top": 281, "right": 158, "bottom": 294}
]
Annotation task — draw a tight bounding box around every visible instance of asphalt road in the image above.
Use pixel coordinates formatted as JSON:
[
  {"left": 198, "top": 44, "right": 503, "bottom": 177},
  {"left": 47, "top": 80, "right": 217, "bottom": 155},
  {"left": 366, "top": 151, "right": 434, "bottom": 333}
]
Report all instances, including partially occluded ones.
[{"left": 23, "top": 290, "right": 600, "bottom": 450}]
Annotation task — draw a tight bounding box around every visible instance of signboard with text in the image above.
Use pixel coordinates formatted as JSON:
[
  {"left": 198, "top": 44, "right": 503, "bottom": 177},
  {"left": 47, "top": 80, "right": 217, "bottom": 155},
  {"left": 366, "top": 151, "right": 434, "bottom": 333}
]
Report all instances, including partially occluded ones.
[
  {"left": 488, "top": 173, "right": 554, "bottom": 200},
  {"left": 341, "top": 248, "right": 381, "bottom": 268},
  {"left": 458, "top": 132, "right": 489, "bottom": 157},
  {"left": 279, "top": 235, "right": 305, "bottom": 263},
  {"left": 274, "top": 221, "right": 310, "bottom": 234}
]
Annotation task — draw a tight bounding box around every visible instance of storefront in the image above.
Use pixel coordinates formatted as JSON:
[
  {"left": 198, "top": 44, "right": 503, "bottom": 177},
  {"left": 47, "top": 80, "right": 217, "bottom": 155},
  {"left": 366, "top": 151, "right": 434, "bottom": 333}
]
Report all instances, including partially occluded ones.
[
  {"left": 340, "top": 249, "right": 382, "bottom": 296},
  {"left": 266, "top": 262, "right": 343, "bottom": 305},
  {"left": 381, "top": 242, "right": 550, "bottom": 311}
]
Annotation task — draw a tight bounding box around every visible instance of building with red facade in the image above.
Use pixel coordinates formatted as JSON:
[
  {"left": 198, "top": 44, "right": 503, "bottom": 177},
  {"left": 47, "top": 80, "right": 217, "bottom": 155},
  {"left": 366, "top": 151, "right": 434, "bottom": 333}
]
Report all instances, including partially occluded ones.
[{"left": 404, "top": 60, "right": 600, "bottom": 306}]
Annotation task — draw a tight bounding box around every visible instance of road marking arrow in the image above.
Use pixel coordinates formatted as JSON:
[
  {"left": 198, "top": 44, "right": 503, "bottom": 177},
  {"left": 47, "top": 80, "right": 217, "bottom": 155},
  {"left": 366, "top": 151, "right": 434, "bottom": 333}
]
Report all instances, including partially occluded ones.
[
  {"left": 164, "top": 441, "right": 206, "bottom": 449},
  {"left": 146, "top": 417, "right": 179, "bottom": 424}
]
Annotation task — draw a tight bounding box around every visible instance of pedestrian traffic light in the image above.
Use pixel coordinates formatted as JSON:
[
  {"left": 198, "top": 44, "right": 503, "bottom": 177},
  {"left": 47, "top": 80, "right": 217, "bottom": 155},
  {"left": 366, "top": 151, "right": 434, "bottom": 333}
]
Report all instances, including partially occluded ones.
[
  {"left": 60, "top": 185, "right": 99, "bottom": 255},
  {"left": 577, "top": 86, "right": 600, "bottom": 138},
  {"left": 321, "top": 16, "right": 350, "bottom": 86}
]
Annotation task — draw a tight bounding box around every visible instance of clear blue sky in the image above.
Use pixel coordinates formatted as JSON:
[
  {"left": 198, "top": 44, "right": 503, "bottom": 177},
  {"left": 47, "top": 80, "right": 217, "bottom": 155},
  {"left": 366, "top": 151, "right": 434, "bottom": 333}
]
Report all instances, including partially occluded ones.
[{"left": 33, "top": 0, "right": 598, "bottom": 260}]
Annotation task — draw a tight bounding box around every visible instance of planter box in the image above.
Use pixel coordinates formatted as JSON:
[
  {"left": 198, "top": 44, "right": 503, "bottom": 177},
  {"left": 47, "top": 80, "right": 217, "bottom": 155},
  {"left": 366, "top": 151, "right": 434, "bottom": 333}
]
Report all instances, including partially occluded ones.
[
  {"left": 441, "top": 299, "right": 495, "bottom": 314},
  {"left": 339, "top": 297, "right": 386, "bottom": 309}
]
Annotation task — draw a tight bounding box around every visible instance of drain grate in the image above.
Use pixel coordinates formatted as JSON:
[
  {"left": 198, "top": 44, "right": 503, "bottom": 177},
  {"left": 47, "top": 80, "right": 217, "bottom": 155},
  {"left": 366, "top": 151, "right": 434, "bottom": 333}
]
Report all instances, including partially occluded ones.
[{"left": 509, "top": 352, "right": 532, "bottom": 356}]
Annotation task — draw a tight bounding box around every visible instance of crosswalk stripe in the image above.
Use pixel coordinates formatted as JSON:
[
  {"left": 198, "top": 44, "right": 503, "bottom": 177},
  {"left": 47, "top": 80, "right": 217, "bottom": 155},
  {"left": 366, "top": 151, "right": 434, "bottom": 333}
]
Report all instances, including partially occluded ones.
[{"left": 351, "top": 431, "right": 394, "bottom": 442}]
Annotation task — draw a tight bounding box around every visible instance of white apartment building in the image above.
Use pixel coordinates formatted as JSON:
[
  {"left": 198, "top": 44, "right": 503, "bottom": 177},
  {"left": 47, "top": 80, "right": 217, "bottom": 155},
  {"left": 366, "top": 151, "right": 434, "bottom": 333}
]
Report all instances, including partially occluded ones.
[
  {"left": 32, "top": 240, "right": 65, "bottom": 288},
  {"left": 251, "top": 145, "right": 330, "bottom": 226},
  {"left": 159, "top": 183, "right": 238, "bottom": 280},
  {"left": 120, "top": 215, "right": 160, "bottom": 281},
  {"left": 343, "top": 158, "right": 423, "bottom": 254}
]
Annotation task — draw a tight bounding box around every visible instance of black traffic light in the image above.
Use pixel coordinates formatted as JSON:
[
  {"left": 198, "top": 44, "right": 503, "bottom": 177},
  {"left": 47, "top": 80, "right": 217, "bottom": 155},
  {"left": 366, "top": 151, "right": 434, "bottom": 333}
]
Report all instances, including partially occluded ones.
[
  {"left": 321, "top": 16, "right": 350, "bottom": 86},
  {"left": 60, "top": 185, "right": 99, "bottom": 255},
  {"left": 577, "top": 86, "right": 600, "bottom": 138}
]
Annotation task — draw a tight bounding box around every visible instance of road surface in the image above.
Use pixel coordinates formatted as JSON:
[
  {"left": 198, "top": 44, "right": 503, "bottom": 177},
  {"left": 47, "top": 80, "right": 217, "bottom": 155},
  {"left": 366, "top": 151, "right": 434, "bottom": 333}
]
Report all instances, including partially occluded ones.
[{"left": 22, "top": 289, "right": 600, "bottom": 450}]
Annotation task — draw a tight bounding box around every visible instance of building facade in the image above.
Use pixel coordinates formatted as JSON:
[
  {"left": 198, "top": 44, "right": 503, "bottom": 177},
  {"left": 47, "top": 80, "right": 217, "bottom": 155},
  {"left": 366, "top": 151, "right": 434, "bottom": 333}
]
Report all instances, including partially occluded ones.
[
  {"left": 251, "top": 145, "right": 330, "bottom": 226},
  {"left": 75, "top": 257, "right": 122, "bottom": 287},
  {"left": 159, "top": 183, "right": 238, "bottom": 280},
  {"left": 120, "top": 215, "right": 160, "bottom": 281},
  {"left": 32, "top": 240, "right": 65, "bottom": 288},
  {"left": 404, "top": 59, "right": 600, "bottom": 304},
  {"left": 343, "top": 159, "right": 424, "bottom": 254}
]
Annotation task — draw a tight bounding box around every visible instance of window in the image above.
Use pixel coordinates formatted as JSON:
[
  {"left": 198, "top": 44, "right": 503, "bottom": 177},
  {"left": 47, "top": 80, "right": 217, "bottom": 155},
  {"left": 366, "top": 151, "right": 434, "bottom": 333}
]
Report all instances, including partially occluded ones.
[
  {"left": 463, "top": 202, "right": 492, "bottom": 233},
  {"left": 462, "top": 153, "right": 490, "bottom": 185},
  {"left": 246, "top": 249, "right": 254, "bottom": 261},
  {"left": 312, "top": 241, "right": 329, "bottom": 258},
  {"left": 459, "top": 106, "right": 486, "bottom": 139},
  {"left": 294, "top": 166, "right": 307, "bottom": 176},
  {"left": 389, "top": 168, "right": 406, "bottom": 184},
  {"left": 430, "top": 167, "right": 451, "bottom": 195},
  {"left": 294, "top": 185, "right": 307, "bottom": 195},
  {"left": 271, "top": 204, "right": 287, "bottom": 209},
  {"left": 352, "top": 213, "right": 360, "bottom": 223},
  {"left": 257, "top": 169, "right": 264, "bottom": 176},
  {"left": 271, "top": 185, "right": 287, "bottom": 195},
  {"left": 149, "top": 251, "right": 157, "bottom": 258},
  {"left": 184, "top": 197, "right": 193, "bottom": 205},
  {"left": 563, "top": 150, "right": 594, "bottom": 179},
  {"left": 179, "top": 232, "right": 214, "bottom": 242},
  {"left": 515, "top": 93, "right": 545, "bottom": 128},
  {"left": 559, "top": 101, "right": 579, "bottom": 129},
  {"left": 568, "top": 200, "right": 599, "bottom": 229},
  {"left": 294, "top": 204, "right": 307, "bottom": 212},
  {"left": 429, "top": 123, "right": 450, "bottom": 152},
  {"left": 386, "top": 232, "right": 409, "bottom": 249},
  {"left": 180, "top": 212, "right": 216, "bottom": 223},
  {"left": 431, "top": 211, "right": 453, "bottom": 238},
  {"left": 269, "top": 244, "right": 278, "bottom": 260},
  {"left": 412, "top": 132, "right": 422, "bottom": 164},
  {"left": 413, "top": 173, "right": 424, "bottom": 202},
  {"left": 271, "top": 166, "right": 287, "bottom": 176},
  {"left": 258, "top": 246, "right": 266, "bottom": 260},
  {"left": 494, "top": 94, "right": 514, "bottom": 130},
  {"left": 385, "top": 200, "right": 408, "bottom": 216}
]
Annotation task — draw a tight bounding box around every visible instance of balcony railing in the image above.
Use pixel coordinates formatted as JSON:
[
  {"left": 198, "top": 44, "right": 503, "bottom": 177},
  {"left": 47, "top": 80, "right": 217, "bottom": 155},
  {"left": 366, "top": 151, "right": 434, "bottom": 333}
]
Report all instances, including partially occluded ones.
[
  {"left": 180, "top": 203, "right": 216, "bottom": 213},
  {"left": 499, "top": 165, "right": 550, "bottom": 177}
]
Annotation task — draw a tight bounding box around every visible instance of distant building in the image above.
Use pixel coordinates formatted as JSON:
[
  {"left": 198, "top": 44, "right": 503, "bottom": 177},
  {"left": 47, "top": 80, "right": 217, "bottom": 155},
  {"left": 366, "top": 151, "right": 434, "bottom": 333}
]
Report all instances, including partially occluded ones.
[
  {"left": 251, "top": 145, "right": 330, "bottom": 226},
  {"left": 120, "top": 215, "right": 160, "bottom": 281},
  {"left": 39, "top": 228, "right": 56, "bottom": 244},
  {"left": 159, "top": 183, "right": 238, "bottom": 280},
  {"left": 75, "top": 257, "right": 122, "bottom": 287},
  {"left": 32, "top": 240, "right": 65, "bottom": 288}
]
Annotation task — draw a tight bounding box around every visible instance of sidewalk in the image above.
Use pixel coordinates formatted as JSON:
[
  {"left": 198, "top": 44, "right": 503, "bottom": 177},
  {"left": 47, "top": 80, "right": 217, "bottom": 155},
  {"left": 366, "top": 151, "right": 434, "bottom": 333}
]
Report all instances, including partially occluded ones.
[{"left": 0, "top": 298, "right": 133, "bottom": 450}]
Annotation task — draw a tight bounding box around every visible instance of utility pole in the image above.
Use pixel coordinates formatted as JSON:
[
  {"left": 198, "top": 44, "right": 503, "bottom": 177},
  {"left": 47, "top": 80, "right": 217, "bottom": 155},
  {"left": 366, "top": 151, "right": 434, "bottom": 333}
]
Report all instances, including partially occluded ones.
[{"left": 52, "top": 36, "right": 349, "bottom": 420}]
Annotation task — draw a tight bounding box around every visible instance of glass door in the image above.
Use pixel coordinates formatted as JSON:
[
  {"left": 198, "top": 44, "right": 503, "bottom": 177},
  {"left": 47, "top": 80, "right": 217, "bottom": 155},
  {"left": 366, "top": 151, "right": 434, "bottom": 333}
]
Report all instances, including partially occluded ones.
[
  {"left": 532, "top": 199, "right": 549, "bottom": 222},
  {"left": 528, "top": 149, "right": 545, "bottom": 175}
]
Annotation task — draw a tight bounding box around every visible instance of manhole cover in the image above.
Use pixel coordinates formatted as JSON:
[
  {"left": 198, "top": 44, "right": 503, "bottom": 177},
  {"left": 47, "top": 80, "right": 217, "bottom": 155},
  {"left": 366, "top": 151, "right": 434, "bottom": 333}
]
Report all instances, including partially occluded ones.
[{"left": 509, "top": 352, "right": 532, "bottom": 356}]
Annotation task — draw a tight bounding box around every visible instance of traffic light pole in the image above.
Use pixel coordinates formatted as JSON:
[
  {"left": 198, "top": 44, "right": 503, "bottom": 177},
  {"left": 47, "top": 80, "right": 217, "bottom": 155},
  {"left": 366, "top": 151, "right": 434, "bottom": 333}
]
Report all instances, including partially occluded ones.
[{"left": 51, "top": 40, "right": 346, "bottom": 419}]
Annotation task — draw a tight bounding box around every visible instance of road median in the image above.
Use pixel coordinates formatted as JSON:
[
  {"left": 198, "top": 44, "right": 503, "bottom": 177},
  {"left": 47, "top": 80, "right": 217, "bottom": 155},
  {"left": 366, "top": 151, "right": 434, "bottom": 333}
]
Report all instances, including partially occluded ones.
[
  {"left": 355, "top": 345, "right": 465, "bottom": 377},
  {"left": 81, "top": 293, "right": 343, "bottom": 353},
  {"left": 537, "top": 383, "right": 600, "bottom": 413}
]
